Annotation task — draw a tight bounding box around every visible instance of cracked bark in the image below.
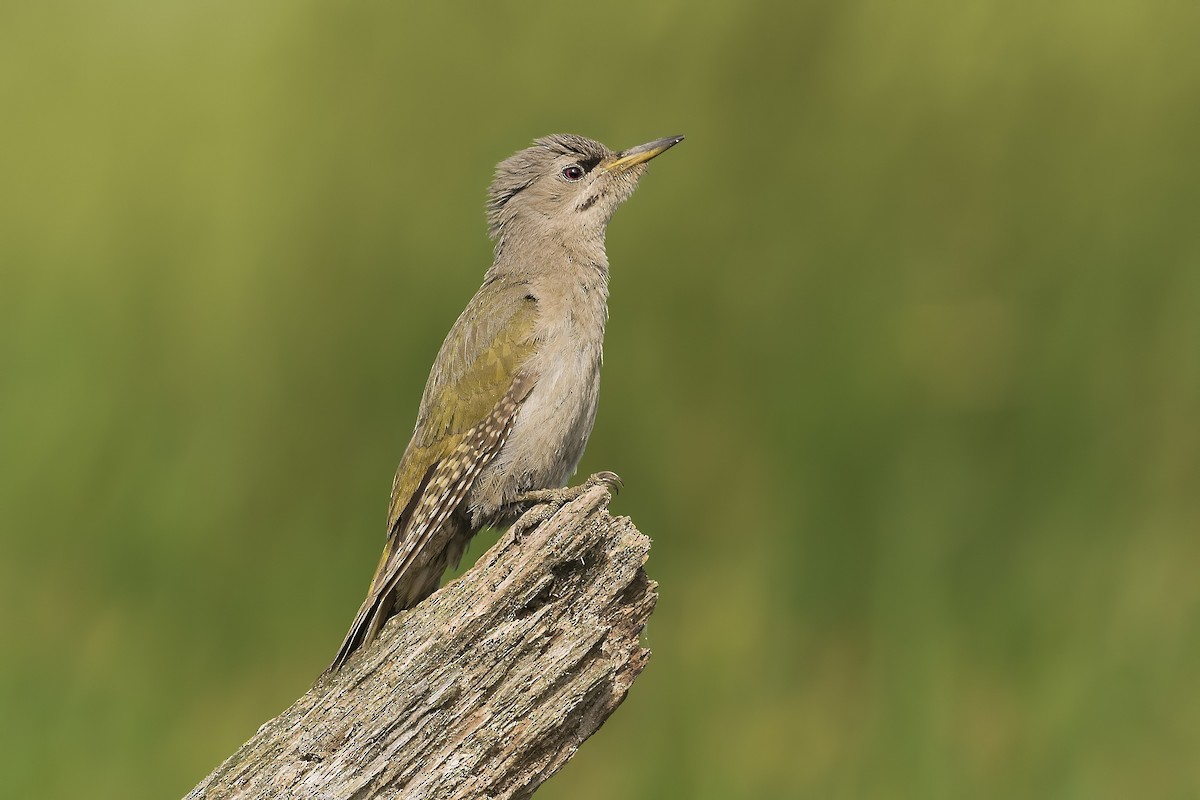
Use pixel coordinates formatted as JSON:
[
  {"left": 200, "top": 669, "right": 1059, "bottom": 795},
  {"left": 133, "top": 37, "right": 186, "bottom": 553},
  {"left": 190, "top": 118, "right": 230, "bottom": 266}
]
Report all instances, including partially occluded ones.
[{"left": 185, "top": 485, "right": 656, "bottom": 800}]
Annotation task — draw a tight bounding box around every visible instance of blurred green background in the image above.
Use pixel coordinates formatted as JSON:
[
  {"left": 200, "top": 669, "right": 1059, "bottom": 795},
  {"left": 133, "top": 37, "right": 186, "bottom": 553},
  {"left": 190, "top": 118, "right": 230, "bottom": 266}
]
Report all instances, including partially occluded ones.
[{"left": 3, "top": 0, "right": 1199, "bottom": 797}]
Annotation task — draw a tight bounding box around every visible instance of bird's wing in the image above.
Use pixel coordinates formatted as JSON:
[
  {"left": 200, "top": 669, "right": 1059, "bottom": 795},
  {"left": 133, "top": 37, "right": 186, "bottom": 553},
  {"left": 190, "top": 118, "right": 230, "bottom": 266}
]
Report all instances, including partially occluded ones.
[
  {"left": 387, "top": 282, "right": 541, "bottom": 534},
  {"left": 329, "top": 285, "right": 539, "bottom": 670}
]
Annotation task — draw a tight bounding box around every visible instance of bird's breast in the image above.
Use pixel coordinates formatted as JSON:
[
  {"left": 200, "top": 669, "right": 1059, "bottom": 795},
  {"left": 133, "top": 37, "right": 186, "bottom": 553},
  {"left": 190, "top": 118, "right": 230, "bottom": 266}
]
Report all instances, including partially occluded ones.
[
  {"left": 508, "top": 311, "right": 604, "bottom": 482},
  {"left": 467, "top": 283, "right": 608, "bottom": 524}
]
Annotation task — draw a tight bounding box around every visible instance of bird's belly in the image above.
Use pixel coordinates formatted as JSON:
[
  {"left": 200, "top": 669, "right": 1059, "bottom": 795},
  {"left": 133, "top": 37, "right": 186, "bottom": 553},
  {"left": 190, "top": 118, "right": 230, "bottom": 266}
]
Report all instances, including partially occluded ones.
[{"left": 467, "top": 346, "right": 601, "bottom": 524}]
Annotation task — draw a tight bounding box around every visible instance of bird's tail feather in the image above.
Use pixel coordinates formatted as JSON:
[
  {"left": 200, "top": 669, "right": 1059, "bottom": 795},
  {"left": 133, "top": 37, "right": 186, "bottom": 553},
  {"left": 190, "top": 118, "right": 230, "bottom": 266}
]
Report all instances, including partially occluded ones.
[
  {"left": 327, "top": 543, "right": 395, "bottom": 672},
  {"left": 326, "top": 516, "right": 470, "bottom": 673}
]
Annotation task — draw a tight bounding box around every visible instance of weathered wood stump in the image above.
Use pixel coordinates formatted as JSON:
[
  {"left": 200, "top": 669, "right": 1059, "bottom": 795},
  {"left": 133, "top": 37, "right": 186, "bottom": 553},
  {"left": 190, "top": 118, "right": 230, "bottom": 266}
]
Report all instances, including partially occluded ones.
[{"left": 187, "top": 485, "right": 656, "bottom": 799}]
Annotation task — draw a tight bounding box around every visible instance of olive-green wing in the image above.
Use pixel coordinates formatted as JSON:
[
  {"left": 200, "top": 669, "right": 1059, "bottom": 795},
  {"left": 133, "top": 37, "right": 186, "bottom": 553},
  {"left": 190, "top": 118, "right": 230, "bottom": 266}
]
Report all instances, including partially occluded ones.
[
  {"left": 386, "top": 282, "right": 541, "bottom": 534},
  {"left": 329, "top": 284, "right": 539, "bottom": 670}
]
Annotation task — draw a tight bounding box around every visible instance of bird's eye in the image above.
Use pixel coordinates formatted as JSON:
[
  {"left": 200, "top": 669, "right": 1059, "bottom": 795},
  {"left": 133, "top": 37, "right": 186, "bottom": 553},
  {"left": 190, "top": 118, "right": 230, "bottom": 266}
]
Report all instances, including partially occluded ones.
[{"left": 561, "top": 164, "right": 585, "bottom": 182}]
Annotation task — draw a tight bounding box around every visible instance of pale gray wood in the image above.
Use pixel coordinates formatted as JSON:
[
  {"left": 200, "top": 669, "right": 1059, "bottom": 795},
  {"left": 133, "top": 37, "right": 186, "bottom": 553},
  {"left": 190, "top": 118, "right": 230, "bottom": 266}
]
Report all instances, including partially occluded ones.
[{"left": 186, "top": 485, "right": 655, "bottom": 800}]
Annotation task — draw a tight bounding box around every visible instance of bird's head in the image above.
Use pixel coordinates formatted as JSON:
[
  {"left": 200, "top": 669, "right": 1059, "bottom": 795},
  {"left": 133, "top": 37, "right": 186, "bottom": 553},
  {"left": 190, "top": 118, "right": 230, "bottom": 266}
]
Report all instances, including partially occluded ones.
[{"left": 486, "top": 133, "right": 684, "bottom": 245}]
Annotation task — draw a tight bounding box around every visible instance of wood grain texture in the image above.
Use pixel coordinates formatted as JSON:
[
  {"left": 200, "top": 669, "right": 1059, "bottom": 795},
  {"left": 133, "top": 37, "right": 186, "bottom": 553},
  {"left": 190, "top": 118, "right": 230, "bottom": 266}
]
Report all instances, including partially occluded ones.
[{"left": 186, "top": 485, "right": 655, "bottom": 800}]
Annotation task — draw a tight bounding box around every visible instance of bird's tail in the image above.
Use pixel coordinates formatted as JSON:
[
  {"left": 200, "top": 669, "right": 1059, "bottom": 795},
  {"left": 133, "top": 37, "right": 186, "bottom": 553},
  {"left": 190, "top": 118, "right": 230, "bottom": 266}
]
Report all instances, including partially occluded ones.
[
  {"left": 326, "top": 517, "right": 473, "bottom": 673},
  {"left": 327, "top": 544, "right": 396, "bottom": 672}
]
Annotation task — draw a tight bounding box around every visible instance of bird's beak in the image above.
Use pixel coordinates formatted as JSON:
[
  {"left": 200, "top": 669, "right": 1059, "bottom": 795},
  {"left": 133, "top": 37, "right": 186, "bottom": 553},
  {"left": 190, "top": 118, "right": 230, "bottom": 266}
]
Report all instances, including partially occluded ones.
[{"left": 603, "top": 135, "right": 685, "bottom": 174}]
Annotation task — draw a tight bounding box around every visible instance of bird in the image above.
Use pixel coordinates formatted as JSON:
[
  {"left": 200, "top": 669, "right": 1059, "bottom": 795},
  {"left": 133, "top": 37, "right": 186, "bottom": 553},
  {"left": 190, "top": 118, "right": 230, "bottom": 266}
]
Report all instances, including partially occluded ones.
[{"left": 329, "top": 133, "right": 684, "bottom": 671}]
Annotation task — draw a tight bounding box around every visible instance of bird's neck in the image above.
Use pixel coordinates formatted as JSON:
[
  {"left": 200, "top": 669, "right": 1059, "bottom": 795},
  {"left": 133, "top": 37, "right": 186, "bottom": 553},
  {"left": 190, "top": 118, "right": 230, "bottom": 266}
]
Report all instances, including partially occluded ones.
[{"left": 487, "top": 221, "right": 611, "bottom": 301}]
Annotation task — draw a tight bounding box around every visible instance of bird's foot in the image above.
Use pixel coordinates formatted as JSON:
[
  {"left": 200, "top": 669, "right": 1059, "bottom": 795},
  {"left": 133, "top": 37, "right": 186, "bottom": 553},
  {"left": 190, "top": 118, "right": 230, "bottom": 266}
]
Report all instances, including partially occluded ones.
[
  {"left": 516, "top": 471, "right": 623, "bottom": 507},
  {"left": 507, "top": 471, "right": 623, "bottom": 540}
]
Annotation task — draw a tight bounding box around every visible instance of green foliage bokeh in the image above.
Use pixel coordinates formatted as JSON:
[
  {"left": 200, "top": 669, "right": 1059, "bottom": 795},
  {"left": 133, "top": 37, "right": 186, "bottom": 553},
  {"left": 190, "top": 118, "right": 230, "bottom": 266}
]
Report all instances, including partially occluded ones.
[{"left": 3, "top": 1, "right": 1199, "bottom": 797}]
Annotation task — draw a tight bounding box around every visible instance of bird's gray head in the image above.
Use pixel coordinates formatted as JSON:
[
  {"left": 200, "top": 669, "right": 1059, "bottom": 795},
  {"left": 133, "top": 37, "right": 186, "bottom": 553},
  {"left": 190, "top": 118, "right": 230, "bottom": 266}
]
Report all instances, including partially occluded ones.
[{"left": 486, "top": 133, "right": 684, "bottom": 247}]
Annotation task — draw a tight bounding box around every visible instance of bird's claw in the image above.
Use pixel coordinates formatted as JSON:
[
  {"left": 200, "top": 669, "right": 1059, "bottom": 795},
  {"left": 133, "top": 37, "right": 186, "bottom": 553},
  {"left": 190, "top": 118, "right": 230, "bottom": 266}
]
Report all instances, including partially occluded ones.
[
  {"left": 586, "top": 470, "right": 623, "bottom": 496},
  {"left": 507, "top": 472, "right": 623, "bottom": 542},
  {"left": 511, "top": 504, "right": 556, "bottom": 541},
  {"left": 511, "top": 471, "right": 624, "bottom": 512}
]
